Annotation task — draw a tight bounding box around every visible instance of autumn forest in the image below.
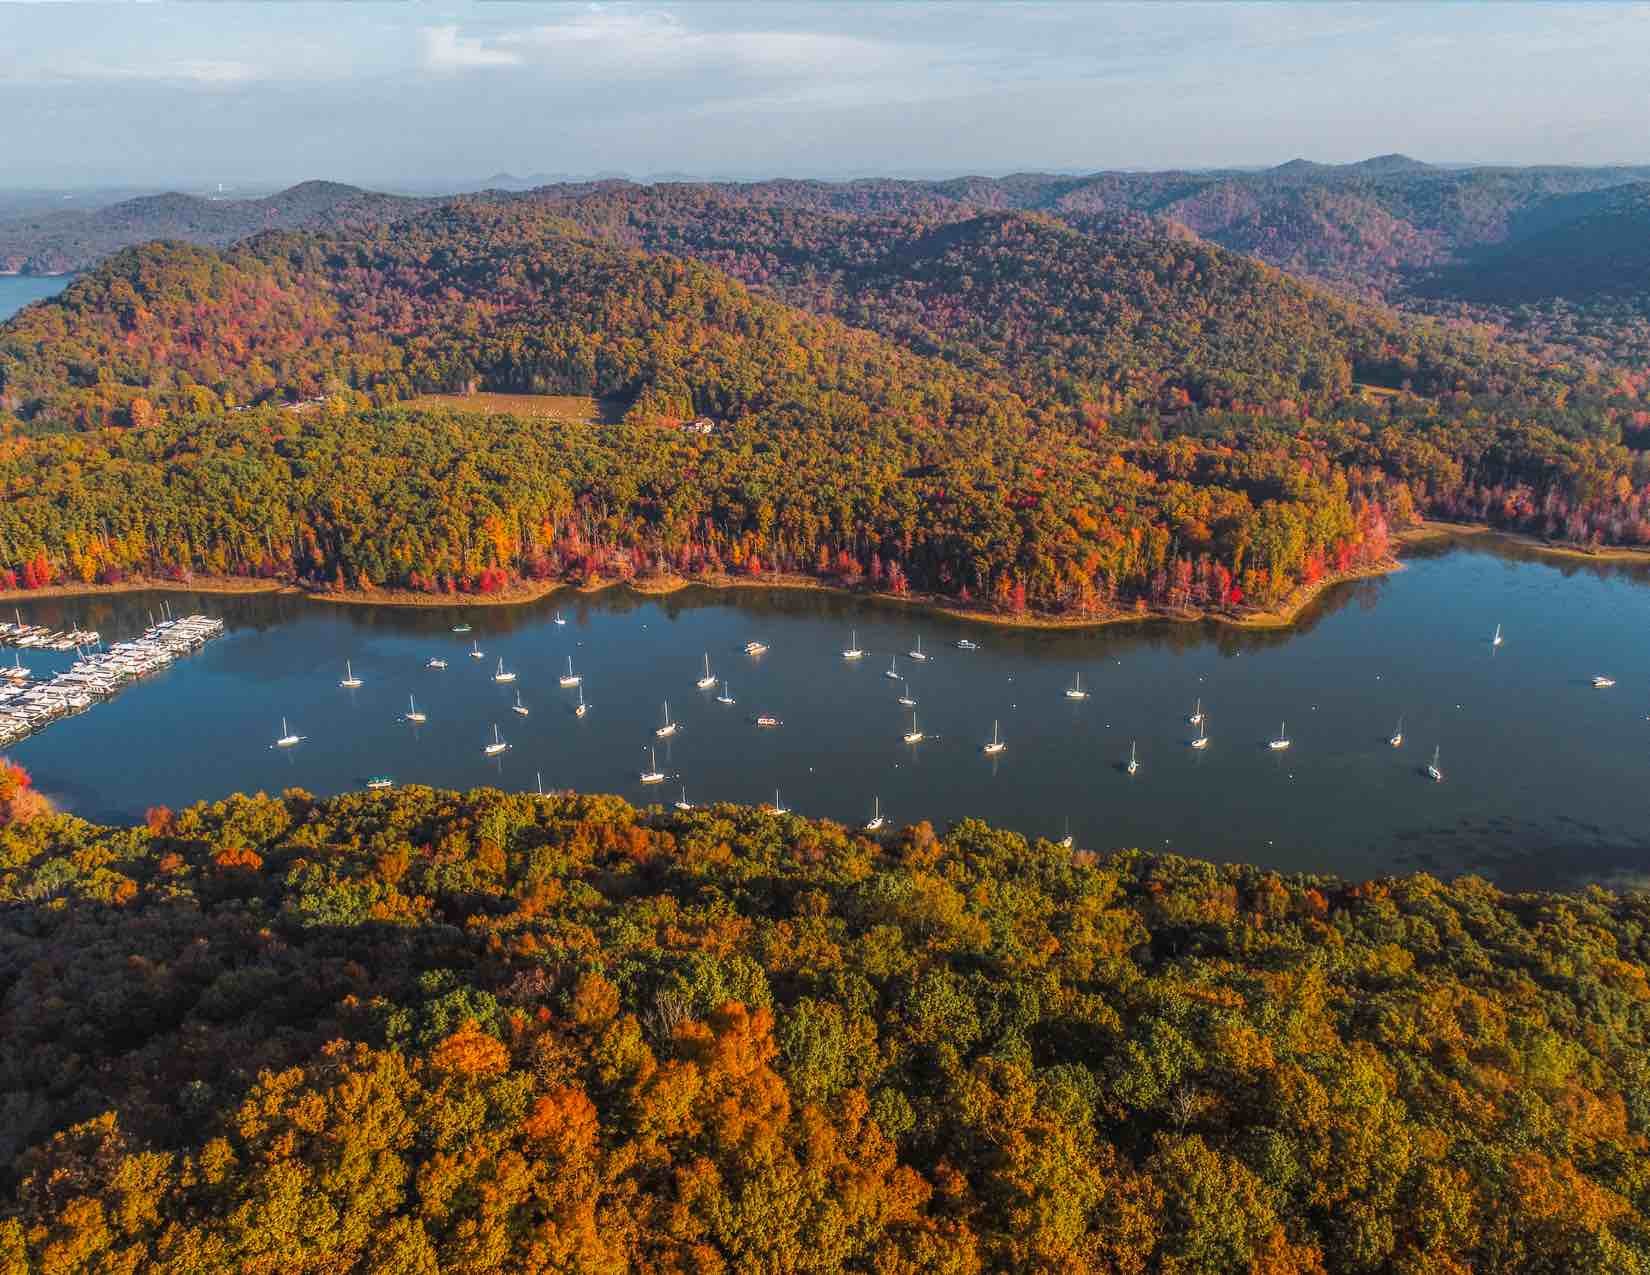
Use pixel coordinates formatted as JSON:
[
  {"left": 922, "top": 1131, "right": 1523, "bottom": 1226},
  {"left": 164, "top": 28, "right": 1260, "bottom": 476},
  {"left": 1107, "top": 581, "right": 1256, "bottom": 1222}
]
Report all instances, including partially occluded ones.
[{"left": 4, "top": 160, "right": 1650, "bottom": 1271}]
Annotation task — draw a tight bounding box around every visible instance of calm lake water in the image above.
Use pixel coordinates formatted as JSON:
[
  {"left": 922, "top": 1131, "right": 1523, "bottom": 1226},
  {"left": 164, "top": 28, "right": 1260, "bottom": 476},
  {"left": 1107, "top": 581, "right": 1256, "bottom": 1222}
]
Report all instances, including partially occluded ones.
[
  {"left": 7, "top": 537, "right": 1650, "bottom": 890},
  {"left": 0, "top": 274, "right": 70, "bottom": 321}
]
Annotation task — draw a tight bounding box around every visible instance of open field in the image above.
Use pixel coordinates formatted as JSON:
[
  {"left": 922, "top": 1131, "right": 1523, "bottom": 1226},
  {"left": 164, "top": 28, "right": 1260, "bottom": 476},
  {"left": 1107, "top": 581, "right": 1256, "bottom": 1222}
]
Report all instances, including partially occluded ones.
[{"left": 396, "top": 392, "right": 626, "bottom": 423}]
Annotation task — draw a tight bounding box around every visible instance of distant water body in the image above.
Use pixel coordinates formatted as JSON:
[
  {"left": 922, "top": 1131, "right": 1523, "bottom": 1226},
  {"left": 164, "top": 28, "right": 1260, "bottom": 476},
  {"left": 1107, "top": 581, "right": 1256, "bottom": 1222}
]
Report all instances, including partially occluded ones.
[
  {"left": 0, "top": 274, "right": 70, "bottom": 321},
  {"left": 8, "top": 536, "right": 1650, "bottom": 891}
]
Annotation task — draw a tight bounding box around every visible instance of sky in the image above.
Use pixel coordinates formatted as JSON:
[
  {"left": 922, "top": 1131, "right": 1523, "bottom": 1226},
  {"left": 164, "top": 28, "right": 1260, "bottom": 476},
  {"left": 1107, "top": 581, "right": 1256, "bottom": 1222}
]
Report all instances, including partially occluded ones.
[{"left": 0, "top": 1, "right": 1647, "bottom": 190}]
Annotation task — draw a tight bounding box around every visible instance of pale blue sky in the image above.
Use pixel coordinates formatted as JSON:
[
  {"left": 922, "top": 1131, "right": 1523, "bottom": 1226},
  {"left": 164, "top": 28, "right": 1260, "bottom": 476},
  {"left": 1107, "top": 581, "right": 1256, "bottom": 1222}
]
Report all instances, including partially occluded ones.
[{"left": 1, "top": 2, "right": 1647, "bottom": 188}]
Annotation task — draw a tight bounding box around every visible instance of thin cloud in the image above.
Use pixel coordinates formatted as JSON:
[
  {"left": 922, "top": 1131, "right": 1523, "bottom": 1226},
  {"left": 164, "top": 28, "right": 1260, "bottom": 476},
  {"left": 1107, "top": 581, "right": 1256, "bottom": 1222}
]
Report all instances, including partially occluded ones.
[{"left": 421, "top": 25, "right": 526, "bottom": 74}]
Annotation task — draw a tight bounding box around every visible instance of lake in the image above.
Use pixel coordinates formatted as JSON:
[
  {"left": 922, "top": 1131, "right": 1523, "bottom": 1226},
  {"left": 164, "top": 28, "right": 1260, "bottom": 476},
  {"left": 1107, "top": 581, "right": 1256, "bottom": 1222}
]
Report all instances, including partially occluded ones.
[
  {"left": 0, "top": 274, "right": 70, "bottom": 321},
  {"left": 6, "top": 536, "right": 1650, "bottom": 890}
]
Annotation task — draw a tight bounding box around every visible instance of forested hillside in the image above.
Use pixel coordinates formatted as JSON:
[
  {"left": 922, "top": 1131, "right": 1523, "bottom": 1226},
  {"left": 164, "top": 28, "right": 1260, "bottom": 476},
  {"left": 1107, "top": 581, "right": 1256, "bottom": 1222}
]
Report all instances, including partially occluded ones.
[
  {"left": 4, "top": 786, "right": 1650, "bottom": 1271},
  {"left": 0, "top": 180, "right": 435, "bottom": 277},
  {"left": 3, "top": 198, "right": 1650, "bottom": 616}
]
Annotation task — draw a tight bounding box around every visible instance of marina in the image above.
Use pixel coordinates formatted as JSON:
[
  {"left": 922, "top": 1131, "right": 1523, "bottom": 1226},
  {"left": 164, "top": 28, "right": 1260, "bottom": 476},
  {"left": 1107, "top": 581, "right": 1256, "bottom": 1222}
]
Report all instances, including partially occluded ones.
[
  {"left": 0, "top": 612, "right": 222, "bottom": 748},
  {"left": 6, "top": 535, "right": 1650, "bottom": 889}
]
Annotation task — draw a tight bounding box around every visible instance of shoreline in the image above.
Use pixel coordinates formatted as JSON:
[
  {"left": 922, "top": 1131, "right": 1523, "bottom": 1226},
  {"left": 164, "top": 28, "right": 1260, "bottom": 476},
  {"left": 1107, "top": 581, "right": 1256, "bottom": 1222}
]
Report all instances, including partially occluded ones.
[
  {"left": 0, "top": 557, "right": 1402, "bottom": 633},
  {"left": 1399, "top": 520, "right": 1650, "bottom": 566}
]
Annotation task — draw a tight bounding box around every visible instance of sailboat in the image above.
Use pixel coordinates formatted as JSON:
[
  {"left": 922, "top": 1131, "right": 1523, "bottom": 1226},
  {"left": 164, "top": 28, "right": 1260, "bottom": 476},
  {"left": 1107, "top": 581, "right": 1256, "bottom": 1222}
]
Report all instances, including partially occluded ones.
[
  {"left": 493, "top": 657, "right": 516, "bottom": 683},
  {"left": 640, "top": 748, "right": 666, "bottom": 783},
  {"left": 339, "top": 660, "right": 363, "bottom": 689},
  {"left": 1389, "top": 717, "right": 1404, "bottom": 748},
  {"left": 1492, "top": 623, "right": 1503, "bottom": 647},
  {"left": 696, "top": 653, "right": 717, "bottom": 689},
  {"left": 574, "top": 685, "right": 588, "bottom": 717},
  {"left": 897, "top": 680, "right": 917, "bottom": 708},
  {"left": 559, "top": 656, "right": 581, "bottom": 687},
  {"left": 884, "top": 655, "right": 900, "bottom": 680},
  {"left": 1065, "top": 673, "right": 1088, "bottom": 700},
  {"left": 1126, "top": 741, "right": 1139, "bottom": 775},
  {"left": 1190, "top": 718, "right": 1209, "bottom": 749},
  {"left": 1427, "top": 745, "right": 1444, "bottom": 783},
  {"left": 512, "top": 690, "right": 529, "bottom": 716},
  {"left": 483, "top": 724, "right": 509, "bottom": 756},
  {"left": 909, "top": 635, "right": 928, "bottom": 661},
  {"left": 655, "top": 702, "right": 678, "bottom": 737},
  {"left": 903, "top": 710, "right": 924, "bottom": 744},
  {"left": 274, "top": 717, "right": 303, "bottom": 748},
  {"left": 553, "top": 611, "right": 567, "bottom": 626},
  {"left": 425, "top": 656, "right": 448, "bottom": 669},
  {"left": 675, "top": 786, "right": 694, "bottom": 811},
  {"left": 842, "top": 630, "right": 864, "bottom": 660},
  {"left": 468, "top": 640, "right": 484, "bottom": 660},
  {"left": 982, "top": 719, "right": 1006, "bottom": 755},
  {"left": 716, "top": 680, "right": 736, "bottom": 705},
  {"left": 403, "top": 695, "right": 427, "bottom": 724},
  {"left": 771, "top": 789, "right": 791, "bottom": 815},
  {"left": 1059, "top": 818, "right": 1074, "bottom": 850},
  {"left": 1269, "top": 722, "right": 1291, "bottom": 750},
  {"left": 1187, "top": 697, "right": 1204, "bottom": 726},
  {"left": 864, "top": 796, "right": 886, "bottom": 832}
]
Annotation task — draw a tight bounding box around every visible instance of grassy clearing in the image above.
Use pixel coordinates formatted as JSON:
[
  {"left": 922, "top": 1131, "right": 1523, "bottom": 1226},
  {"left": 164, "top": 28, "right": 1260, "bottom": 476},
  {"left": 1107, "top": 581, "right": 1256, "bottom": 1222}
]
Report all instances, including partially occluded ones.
[{"left": 398, "top": 392, "right": 625, "bottom": 423}]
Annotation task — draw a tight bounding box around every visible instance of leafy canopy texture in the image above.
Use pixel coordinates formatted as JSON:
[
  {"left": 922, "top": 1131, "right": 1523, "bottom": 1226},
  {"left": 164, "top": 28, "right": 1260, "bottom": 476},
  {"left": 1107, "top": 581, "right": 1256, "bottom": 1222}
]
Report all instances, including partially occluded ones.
[{"left": 4, "top": 786, "right": 1650, "bottom": 1271}]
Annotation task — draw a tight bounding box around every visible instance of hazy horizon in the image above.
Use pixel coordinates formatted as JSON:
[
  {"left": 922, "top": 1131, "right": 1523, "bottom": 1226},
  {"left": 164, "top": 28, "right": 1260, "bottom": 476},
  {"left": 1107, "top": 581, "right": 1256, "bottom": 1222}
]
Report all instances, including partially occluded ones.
[{"left": 2, "top": 1, "right": 1648, "bottom": 189}]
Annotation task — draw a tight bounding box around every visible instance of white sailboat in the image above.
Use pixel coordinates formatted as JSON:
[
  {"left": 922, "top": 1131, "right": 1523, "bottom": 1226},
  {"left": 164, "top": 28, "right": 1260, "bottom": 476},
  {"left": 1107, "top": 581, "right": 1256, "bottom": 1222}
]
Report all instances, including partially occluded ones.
[
  {"left": 696, "top": 653, "right": 717, "bottom": 689},
  {"left": 512, "top": 690, "right": 529, "bottom": 716},
  {"left": 1269, "top": 722, "right": 1291, "bottom": 750},
  {"left": 1190, "top": 718, "right": 1209, "bottom": 749},
  {"left": 1188, "top": 697, "right": 1204, "bottom": 726},
  {"left": 655, "top": 702, "right": 678, "bottom": 737},
  {"left": 483, "top": 723, "right": 509, "bottom": 756},
  {"left": 909, "top": 635, "right": 928, "bottom": 661},
  {"left": 1427, "top": 745, "right": 1444, "bottom": 783},
  {"left": 493, "top": 657, "right": 516, "bottom": 684},
  {"left": 771, "top": 789, "right": 791, "bottom": 815},
  {"left": 884, "top": 655, "right": 900, "bottom": 680},
  {"left": 842, "top": 630, "right": 864, "bottom": 660},
  {"left": 468, "top": 640, "right": 484, "bottom": 660},
  {"left": 339, "top": 660, "right": 363, "bottom": 689},
  {"left": 1389, "top": 716, "right": 1403, "bottom": 748},
  {"left": 1126, "top": 740, "right": 1139, "bottom": 775},
  {"left": 716, "top": 680, "right": 736, "bottom": 705},
  {"left": 983, "top": 719, "right": 1006, "bottom": 755},
  {"left": 903, "top": 710, "right": 924, "bottom": 744},
  {"left": 864, "top": 796, "right": 886, "bottom": 832},
  {"left": 1065, "top": 672, "right": 1088, "bottom": 700},
  {"left": 553, "top": 611, "right": 567, "bottom": 626},
  {"left": 403, "top": 694, "right": 427, "bottom": 724},
  {"left": 1492, "top": 623, "right": 1503, "bottom": 647},
  {"left": 574, "top": 685, "right": 588, "bottom": 717},
  {"left": 1059, "top": 818, "right": 1074, "bottom": 850},
  {"left": 640, "top": 748, "right": 666, "bottom": 783},
  {"left": 425, "top": 656, "right": 447, "bottom": 669},
  {"left": 675, "top": 786, "right": 694, "bottom": 811},
  {"left": 274, "top": 717, "right": 303, "bottom": 748},
  {"left": 559, "top": 656, "right": 581, "bottom": 687},
  {"left": 897, "top": 680, "right": 917, "bottom": 708}
]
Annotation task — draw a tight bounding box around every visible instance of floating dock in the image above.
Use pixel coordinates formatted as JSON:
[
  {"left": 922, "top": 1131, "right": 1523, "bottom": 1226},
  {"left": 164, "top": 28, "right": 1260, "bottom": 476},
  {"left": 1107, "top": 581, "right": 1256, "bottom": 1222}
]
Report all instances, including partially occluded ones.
[{"left": 0, "top": 614, "right": 223, "bottom": 748}]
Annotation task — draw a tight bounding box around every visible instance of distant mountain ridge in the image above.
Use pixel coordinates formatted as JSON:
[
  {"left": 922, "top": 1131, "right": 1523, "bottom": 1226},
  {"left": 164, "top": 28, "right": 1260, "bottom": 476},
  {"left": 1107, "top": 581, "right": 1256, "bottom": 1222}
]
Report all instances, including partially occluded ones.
[{"left": 0, "top": 180, "right": 438, "bottom": 275}]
